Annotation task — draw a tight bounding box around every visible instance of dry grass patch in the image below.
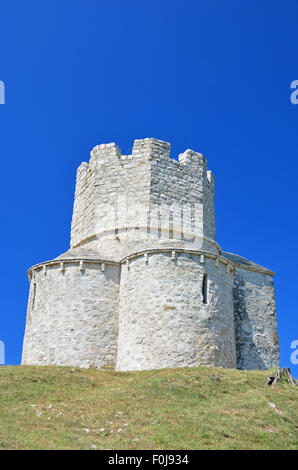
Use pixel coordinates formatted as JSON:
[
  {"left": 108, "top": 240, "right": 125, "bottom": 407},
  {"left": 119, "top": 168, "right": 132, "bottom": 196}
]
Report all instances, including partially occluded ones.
[{"left": 0, "top": 365, "right": 296, "bottom": 450}]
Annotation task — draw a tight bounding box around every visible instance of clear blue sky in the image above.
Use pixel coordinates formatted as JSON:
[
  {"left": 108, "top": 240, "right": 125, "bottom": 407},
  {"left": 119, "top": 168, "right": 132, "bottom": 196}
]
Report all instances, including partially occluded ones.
[{"left": 0, "top": 0, "right": 297, "bottom": 375}]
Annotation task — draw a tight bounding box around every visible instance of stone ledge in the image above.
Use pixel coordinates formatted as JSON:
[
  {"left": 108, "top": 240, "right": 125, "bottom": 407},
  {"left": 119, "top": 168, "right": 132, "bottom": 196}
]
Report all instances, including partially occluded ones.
[
  {"left": 70, "top": 230, "right": 222, "bottom": 254},
  {"left": 27, "top": 248, "right": 236, "bottom": 280},
  {"left": 121, "top": 248, "right": 235, "bottom": 273},
  {"left": 27, "top": 249, "right": 275, "bottom": 280}
]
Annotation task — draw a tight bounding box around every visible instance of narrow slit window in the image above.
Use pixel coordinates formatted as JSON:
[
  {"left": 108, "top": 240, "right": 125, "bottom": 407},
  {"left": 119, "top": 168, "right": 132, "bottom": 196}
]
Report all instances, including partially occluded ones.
[
  {"left": 32, "top": 283, "right": 36, "bottom": 311},
  {"left": 202, "top": 274, "right": 208, "bottom": 304}
]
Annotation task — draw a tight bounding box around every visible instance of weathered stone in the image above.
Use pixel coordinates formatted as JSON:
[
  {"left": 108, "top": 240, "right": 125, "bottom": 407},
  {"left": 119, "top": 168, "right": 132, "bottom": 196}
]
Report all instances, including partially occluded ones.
[{"left": 22, "top": 138, "right": 280, "bottom": 371}]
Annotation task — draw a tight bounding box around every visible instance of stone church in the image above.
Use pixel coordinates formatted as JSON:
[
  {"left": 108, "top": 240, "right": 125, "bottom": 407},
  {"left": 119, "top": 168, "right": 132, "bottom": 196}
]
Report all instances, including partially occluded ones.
[{"left": 22, "top": 138, "right": 280, "bottom": 371}]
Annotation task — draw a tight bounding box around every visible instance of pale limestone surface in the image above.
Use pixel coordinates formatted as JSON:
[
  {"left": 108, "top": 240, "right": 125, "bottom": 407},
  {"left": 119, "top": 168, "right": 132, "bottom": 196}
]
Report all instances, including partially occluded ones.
[
  {"left": 22, "top": 262, "right": 120, "bottom": 369},
  {"left": 117, "top": 252, "right": 236, "bottom": 371},
  {"left": 22, "top": 138, "right": 280, "bottom": 371},
  {"left": 224, "top": 252, "right": 279, "bottom": 370}
]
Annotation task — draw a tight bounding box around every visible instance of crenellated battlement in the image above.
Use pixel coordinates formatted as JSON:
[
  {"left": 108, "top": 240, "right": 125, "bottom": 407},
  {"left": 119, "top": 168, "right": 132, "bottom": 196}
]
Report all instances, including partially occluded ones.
[
  {"left": 70, "top": 138, "right": 216, "bottom": 251},
  {"left": 132, "top": 137, "right": 171, "bottom": 162},
  {"left": 89, "top": 138, "right": 209, "bottom": 168}
]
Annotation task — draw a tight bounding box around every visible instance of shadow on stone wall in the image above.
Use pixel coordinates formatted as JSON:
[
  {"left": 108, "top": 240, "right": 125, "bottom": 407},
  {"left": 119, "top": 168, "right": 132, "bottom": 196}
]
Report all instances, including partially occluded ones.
[{"left": 233, "top": 273, "right": 267, "bottom": 370}]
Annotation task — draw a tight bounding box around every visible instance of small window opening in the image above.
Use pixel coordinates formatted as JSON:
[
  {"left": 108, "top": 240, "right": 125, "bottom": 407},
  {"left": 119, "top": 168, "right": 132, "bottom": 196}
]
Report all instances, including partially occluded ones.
[
  {"left": 32, "top": 283, "right": 36, "bottom": 311},
  {"left": 202, "top": 274, "right": 208, "bottom": 304}
]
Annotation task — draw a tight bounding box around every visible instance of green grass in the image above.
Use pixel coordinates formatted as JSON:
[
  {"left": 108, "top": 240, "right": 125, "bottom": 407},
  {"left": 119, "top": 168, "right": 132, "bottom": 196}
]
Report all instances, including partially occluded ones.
[{"left": 0, "top": 365, "right": 297, "bottom": 450}]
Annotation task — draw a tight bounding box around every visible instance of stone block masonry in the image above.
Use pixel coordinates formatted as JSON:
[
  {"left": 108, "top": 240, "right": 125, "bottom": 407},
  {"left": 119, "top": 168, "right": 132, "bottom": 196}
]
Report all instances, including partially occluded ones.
[{"left": 22, "top": 138, "right": 280, "bottom": 371}]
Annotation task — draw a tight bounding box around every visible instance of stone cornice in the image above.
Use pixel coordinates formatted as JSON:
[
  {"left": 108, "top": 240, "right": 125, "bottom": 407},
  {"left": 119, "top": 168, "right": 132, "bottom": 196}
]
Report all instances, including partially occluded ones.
[
  {"left": 27, "top": 248, "right": 236, "bottom": 280},
  {"left": 70, "top": 229, "right": 222, "bottom": 254},
  {"left": 28, "top": 247, "right": 275, "bottom": 280}
]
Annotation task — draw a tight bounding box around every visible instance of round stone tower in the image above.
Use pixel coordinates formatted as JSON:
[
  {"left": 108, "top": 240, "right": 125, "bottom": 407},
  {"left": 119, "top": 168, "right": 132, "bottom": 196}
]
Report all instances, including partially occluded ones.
[{"left": 117, "top": 250, "right": 236, "bottom": 371}]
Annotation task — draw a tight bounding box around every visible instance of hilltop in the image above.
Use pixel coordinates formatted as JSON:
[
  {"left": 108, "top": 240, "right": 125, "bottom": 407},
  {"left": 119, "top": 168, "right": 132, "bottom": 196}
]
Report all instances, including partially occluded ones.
[{"left": 0, "top": 365, "right": 296, "bottom": 450}]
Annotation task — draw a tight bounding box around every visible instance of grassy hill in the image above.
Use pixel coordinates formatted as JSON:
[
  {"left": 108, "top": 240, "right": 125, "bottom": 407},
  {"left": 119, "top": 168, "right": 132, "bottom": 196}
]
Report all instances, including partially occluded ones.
[{"left": 0, "top": 365, "right": 297, "bottom": 450}]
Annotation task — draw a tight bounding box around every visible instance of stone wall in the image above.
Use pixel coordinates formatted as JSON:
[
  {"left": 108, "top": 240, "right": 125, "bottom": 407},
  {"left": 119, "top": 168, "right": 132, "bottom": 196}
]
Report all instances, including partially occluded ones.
[
  {"left": 148, "top": 141, "right": 216, "bottom": 250},
  {"left": 116, "top": 251, "right": 236, "bottom": 371},
  {"left": 22, "top": 261, "right": 120, "bottom": 369},
  {"left": 70, "top": 138, "right": 217, "bottom": 257},
  {"left": 70, "top": 162, "right": 95, "bottom": 247},
  {"left": 231, "top": 266, "right": 280, "bottom": 369}
]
